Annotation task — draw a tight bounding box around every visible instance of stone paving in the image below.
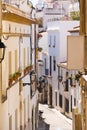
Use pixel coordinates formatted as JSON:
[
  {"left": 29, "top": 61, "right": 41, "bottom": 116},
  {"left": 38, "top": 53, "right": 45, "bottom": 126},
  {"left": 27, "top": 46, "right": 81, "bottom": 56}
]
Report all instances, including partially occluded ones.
[
  {"left": 38, "top": 104, "right": 72, "bottom": 130},
  {"left": 25, "top": 103, "right": 72, "bottom": 130},
  {"left": 38, "top": 119, "right": 50, "bottom": 130}
]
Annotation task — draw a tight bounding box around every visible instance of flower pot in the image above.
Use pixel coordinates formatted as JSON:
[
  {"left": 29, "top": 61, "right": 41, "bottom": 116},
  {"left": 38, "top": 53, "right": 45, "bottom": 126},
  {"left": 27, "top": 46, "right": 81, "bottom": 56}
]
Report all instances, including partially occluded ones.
[
  {"left": 9, "top": 78, "right": 13, "bottom": 86},
  {"left": 13, "top": 74, "right": 19, "bottom": 81}
]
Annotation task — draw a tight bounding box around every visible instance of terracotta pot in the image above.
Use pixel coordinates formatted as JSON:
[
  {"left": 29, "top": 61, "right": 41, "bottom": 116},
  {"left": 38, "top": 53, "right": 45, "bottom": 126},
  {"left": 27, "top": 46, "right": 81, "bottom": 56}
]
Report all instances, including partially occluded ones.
[{"left": 9, "top": 78, "right": 13, "bottom": 86}]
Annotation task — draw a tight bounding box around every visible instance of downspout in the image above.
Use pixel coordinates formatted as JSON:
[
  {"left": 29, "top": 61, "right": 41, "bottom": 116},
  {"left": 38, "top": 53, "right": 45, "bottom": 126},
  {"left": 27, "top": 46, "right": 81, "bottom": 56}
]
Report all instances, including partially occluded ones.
[
  {"left": 80, "top": 0, "right": 87, "bottom": 129},
  {"left": 0, "top": 0, "right": 2, "bottom": 103},
  {"left": 30, "top": 8, "right": 37, "bottom": 71},
  {"left": 30, "top": 34, "right": 32, "bottom": 65},
  {"left": 0, "top": 1, "right": 2, "bottom": 130},
  {"left": 34, "top": 24, "right": 36, "bottom": 72},
  {"left": 30, "top": 8, "right": 33, "bottom": 66}
]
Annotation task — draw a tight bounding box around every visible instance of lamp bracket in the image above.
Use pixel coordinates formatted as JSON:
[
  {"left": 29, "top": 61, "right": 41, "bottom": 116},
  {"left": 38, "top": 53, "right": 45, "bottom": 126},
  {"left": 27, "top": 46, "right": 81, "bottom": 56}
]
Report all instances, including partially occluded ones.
[{"left": 23, "top": 83, "right": 31, "bottom": 86}]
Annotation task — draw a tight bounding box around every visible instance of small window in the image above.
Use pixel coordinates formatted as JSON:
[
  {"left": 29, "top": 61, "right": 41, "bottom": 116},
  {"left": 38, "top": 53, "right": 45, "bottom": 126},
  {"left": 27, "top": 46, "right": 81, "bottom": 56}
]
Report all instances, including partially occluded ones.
[
  {"left": 55, "top": 92, "right": 57, "bottom": 106},
  {"left": 65, "top": 98, "right": 69, "bottom": 113},
  {"left": 49, "top": 56, "right": 52, "bottom": 75},
  {"left": 49, "top": 35, "right": 52, "bottom": 47},
  {"left": 59, "top": 94, "right": 62, "bottom": 108},
  {"left": 53, "top": 56, "right": 56, "bottom": 71},
  {"left": 70, "top": 74, "right": 73, "bottom": 86},
  {"left": 74, "top": 98, "right": 76, "bottom": 106},
  {"left": 53, "top": 35, "right": 56, "bottom": 47}
]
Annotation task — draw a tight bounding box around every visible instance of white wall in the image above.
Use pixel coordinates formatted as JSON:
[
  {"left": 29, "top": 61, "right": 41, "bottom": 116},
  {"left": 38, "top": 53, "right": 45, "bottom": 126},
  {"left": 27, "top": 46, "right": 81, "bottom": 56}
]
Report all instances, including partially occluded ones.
[{"left": 38, "top": 32, "right": 49, "bottom": 77}]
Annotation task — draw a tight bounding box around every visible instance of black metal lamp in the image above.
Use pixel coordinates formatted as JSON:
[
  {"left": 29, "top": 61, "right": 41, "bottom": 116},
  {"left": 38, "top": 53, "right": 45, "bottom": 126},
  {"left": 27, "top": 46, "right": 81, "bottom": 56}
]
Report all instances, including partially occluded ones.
[{"left": 0, "top": 39, "right": 6, "bottom": 63}]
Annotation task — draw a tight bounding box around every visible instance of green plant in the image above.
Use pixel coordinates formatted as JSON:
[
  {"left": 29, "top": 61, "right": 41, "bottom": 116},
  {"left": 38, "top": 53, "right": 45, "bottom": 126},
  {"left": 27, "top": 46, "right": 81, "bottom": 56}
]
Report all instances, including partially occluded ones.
[
  {"left": 37, "top": 47, "right": 43, "bottom": 52},
  {"left": 24, "top": 65, "right": 33, "bottom": 75},
  {"left": 13, "top": 72, "right": 19, "bottom": 81},
  {"left": 70, "top": 11, "right": 80, "bottom": 20}
]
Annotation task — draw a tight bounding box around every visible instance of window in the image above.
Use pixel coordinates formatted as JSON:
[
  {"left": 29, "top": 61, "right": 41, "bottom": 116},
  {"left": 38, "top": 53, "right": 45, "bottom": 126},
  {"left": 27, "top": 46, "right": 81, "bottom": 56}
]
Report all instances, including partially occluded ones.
[
  {"left": 49, "top": 35, "right": 52, "bottom": 47},
  {"left": 58, "top": 66, "right": 60, "bottom": 89},
  {"left": 59, "top": 93, "right": 62, "bottom": 108},
  {"left": 55, "top": 92, "right": 57, "bottom": 106},
  {"left": 45, "top": 58, "right": 46, "bottom": 70},
  {"left": 74, "top": 98, "right": 76, "bottom": 106},
  {"left": 45, "top": 58, "right": 49, "bottom": 75},
  {"left": 65, "top": 98, "right": 69, "bottom": 113},
  {"left": 53, "top": 56, "right": 56, "bottom": 71},
  {"left": 65, "top": 72, "right": 69, "bottom": 91},
  {"left": 53, "top": 35, "right": 56, "bottom": 47},
  {"left": 71, "top": 96, "right": 72, "bottom": 112},
  {"left": 49, "top": 56, "right": 52, "bottom": 75},
  {"left": 70, "top": 74, "right": 73, "bottom": 86},
  {"left": 65, "top": 79, "right": 69, "bottom": 91}
]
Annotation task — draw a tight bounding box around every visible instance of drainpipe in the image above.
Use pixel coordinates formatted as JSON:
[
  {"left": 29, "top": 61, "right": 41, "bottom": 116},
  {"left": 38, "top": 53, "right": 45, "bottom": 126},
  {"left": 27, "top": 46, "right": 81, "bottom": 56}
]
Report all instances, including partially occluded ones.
[
  {"left": 0, "top": 0, "right": 2, "bottom": 103},
  {"left": 30, "top": 7, "right": 37, "bottom": 72},
  {"left": 30, "top": 34, "right": 32, "bottom": 65},
  {"left": 34, "top": 24, "right": 36, "bottom": 72},
  {"left": 80, "top": 0, "right": 87, "bottom": 129},
  {"left": 30, "top": 8, "right": 33, "bottom": 66},
  {"left": 0, "top": 1, "right": 2, "bottom": 130}
]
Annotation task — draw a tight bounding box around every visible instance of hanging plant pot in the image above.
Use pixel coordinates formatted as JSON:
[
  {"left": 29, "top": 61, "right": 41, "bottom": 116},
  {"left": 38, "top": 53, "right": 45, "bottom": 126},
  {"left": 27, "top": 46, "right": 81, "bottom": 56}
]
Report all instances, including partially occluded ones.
[{"left": 13, "top": 73, "right": 19, "bottom": 81}]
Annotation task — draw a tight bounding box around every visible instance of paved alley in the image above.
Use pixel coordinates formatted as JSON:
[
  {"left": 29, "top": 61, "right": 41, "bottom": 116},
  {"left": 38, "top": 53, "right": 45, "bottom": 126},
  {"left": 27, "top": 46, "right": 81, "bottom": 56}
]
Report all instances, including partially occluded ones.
[{"left": 38, "top": 104, "right": 72, "bottom": 130}]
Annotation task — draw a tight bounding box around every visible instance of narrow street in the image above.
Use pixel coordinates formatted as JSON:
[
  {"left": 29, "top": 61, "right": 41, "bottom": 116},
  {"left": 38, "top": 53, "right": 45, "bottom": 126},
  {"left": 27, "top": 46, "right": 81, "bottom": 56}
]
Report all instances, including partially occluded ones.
[{"left": 38, "top": 104, "right": 72, "bottom": 130}]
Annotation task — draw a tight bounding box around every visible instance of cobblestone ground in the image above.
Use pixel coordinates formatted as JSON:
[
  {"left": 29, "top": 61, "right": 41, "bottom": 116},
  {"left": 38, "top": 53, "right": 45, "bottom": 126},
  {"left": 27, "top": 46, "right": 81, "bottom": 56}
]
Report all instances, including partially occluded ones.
[{"left": 38, "top": 104, "right": 72, "bottom": 130}]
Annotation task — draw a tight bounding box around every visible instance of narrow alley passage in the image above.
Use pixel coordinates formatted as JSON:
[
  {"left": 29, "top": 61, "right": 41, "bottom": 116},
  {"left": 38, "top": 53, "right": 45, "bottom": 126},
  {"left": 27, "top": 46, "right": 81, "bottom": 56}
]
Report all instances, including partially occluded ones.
[{"left": 38, "top": 104, "right": 72, "bottom": 130}]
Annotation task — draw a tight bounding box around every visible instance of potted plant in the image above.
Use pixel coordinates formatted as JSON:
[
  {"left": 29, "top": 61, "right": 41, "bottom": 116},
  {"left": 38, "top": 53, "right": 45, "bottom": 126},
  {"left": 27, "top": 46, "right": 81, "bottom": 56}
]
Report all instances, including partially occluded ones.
[
  {"left": 26, "top": 66, "right": 30, "bottom": 72},
  {"left": 24, "top": 64, "right": 33, "bottom": 75},
  {"left": 29, "top": 64, "right": 33, "bottom": 70},
  {"left": 13, "top": 72, "right": 19, "bottom": 81},
  {"left": 9, "top": 74, "right": 13, "bottom": 86},
  {"left": 37, "top": 47, "right": 43, "bottom": 52},
  {"left": 24, "top": 67, "right": 27, "bottom": 75},
  {"left": 17, "top": 68, "right": 22, "bottom": 77}
]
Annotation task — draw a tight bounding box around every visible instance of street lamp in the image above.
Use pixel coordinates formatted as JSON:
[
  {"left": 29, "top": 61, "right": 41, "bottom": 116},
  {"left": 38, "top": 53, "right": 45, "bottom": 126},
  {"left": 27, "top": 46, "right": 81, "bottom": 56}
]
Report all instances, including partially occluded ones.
[{"left": 0, "top": 39, "right": 6, "bottom": 63}]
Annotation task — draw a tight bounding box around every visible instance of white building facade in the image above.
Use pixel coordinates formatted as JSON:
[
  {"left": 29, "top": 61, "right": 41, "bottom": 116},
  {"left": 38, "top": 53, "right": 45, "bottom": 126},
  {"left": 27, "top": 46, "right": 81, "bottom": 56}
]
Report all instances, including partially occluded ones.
[
  {"left": 47, "top": 21, "right": 80, "bottom": 114},
  {"left": 36, "top": 0, "right": 79, "bottom": 31}
]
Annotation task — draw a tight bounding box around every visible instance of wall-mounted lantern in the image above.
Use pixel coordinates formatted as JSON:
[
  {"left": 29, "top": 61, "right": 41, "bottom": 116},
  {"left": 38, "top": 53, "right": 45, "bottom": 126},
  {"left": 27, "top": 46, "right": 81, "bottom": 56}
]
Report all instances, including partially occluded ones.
[{"left": 0, "top": 39, "right": 6, "bottom": 63}]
